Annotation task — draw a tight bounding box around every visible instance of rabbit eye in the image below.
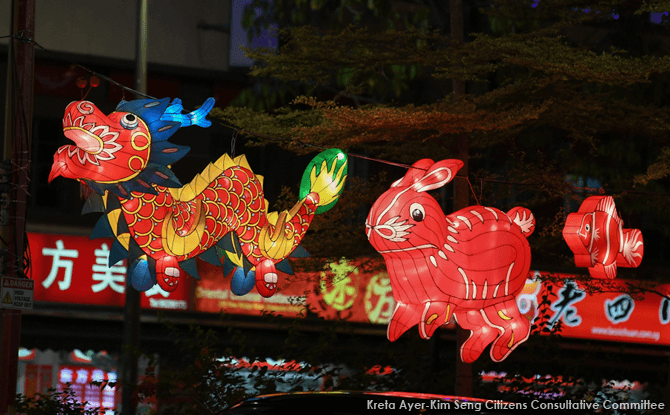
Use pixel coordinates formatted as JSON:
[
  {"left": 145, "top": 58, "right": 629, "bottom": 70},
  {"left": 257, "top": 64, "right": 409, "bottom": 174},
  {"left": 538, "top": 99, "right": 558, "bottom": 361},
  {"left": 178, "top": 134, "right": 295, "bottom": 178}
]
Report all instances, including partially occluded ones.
[{"left": 410, "top": 203, "right": 425, "bottom": 222}]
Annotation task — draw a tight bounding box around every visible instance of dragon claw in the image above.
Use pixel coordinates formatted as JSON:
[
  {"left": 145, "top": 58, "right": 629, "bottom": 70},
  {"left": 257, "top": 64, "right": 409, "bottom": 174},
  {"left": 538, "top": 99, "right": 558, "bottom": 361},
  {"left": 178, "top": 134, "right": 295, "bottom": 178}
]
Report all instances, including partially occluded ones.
[
  {"left": 156, "top": 256, "right": 180, "bottom": 292},
  {"left": 255, "top": 259, "right": 278, "bottom": 297}
]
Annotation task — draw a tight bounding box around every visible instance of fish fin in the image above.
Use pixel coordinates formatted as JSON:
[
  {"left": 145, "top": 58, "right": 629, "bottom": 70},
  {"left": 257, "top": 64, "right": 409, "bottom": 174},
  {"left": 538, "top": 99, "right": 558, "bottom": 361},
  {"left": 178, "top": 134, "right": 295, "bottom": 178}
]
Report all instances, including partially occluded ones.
[
  {"left": 595, "top": 196, "right": 621, "bottom": 224},
  {"left": 604, "top": 262, "right": 617, "bottom": 279},
  {"left": 588, "top": 263, "right": 614, "bottom": 279}
]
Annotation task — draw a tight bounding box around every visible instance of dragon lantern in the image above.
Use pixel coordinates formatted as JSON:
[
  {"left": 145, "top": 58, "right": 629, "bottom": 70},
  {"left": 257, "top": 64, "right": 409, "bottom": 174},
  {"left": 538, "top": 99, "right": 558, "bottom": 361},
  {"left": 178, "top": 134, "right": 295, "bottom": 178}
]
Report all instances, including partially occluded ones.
[{"left": 49, "top": 98, "right": 348, "bottom": 297}]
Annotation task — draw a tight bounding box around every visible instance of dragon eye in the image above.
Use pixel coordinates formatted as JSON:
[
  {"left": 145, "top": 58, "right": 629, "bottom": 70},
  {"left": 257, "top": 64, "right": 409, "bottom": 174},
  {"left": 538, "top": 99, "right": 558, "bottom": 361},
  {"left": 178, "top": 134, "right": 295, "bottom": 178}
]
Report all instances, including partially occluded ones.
[
  {"left": 585, "top": 224, "right": 590, "bottom": 232},
  {"left": 410, "top": 203, "right": 425, "bottom": 222},
  {"left": 120, "top": 113, "right": 139, "bottom": 129}
]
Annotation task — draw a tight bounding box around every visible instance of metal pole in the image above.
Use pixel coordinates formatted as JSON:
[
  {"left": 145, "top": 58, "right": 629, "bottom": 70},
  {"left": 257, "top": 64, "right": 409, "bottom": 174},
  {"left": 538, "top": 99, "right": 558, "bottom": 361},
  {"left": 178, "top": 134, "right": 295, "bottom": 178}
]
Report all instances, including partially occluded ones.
[
  {"left": 121, "top": 2, "right": 147, "bottom": 414},
  {"left": 450, "top": 0, "right": 473, "bottom": 398},
  {"left": 0, "top": 0, "right": 34, "bottom": 412}
]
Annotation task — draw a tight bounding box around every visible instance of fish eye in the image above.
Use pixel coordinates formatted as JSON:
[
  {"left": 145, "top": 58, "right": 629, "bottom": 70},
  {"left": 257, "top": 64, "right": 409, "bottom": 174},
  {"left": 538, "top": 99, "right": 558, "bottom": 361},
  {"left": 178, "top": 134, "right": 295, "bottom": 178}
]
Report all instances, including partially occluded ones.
[
  {"left": 121, "top": 113, "right": 139, "bottom": 129},
  {"left": 410, "top": 203, "right": 425, "bottom": 222}
]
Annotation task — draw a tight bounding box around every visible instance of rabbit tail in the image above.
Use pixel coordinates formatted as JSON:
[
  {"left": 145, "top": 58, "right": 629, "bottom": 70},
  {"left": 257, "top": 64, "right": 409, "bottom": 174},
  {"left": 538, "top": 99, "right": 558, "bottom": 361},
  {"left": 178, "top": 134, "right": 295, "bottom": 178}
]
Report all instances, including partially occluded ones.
[{"left": 507, "top": 207, "right": 535, "bottom": 237}]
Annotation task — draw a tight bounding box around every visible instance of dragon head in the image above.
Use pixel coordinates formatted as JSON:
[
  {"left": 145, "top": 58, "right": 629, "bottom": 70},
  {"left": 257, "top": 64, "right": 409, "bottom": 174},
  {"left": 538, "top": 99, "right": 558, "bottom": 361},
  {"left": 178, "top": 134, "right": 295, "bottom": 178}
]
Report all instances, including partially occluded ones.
[{"left": 49, "top": 97, "right": 215, "bottom": 198}]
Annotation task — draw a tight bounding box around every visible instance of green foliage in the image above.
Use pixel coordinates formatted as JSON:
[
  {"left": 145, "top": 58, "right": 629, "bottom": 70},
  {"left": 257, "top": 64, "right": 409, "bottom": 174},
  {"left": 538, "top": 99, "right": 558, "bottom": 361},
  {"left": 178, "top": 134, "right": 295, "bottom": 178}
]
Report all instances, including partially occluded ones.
[
  {"left": 15, "top": 385, "right": 107, "bottom": 415},
  {"left": 216, "top": 0, "right": 670, "bottom": 278}
]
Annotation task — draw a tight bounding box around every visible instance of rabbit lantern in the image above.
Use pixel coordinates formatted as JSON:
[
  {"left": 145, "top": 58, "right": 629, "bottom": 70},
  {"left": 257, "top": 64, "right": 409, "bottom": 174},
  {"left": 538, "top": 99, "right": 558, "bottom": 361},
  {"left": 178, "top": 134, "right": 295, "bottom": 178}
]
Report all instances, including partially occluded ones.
[{"left": 366, "top": 159, "right": 536, "bottom": 363}]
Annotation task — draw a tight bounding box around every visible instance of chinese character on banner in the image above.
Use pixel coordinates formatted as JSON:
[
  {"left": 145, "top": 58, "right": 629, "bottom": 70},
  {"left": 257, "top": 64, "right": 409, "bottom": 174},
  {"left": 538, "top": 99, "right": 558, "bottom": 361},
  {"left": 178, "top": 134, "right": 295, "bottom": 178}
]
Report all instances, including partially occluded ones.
[
  {"left": 605, "top": 294, "right": 635, "bottom": 324},
  {"left": 549, "top": 281, "right": 586, "bottom": 328},
  {"left": 364, "top": 274, "right": 395, "bottom": 324},
  {"left": 321, "top": 260, "right": 358, "bottom": 311},
  {"left": 144, "top": 284, "right": 170, "bottom": 298},
  {"left": 661, "top": 298, "right": 670, "bottom": 325},
  {"left": 91, "top": 243, "right": 126, "bottom": 294},
  {"left": 42, "top": 240, "right": 78, "bottom": 290}
]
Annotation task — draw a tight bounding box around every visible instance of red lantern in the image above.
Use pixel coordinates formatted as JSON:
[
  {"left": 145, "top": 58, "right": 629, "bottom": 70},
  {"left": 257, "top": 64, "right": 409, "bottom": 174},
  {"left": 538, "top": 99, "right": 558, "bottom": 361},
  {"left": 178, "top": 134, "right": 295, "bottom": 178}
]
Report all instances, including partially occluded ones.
[
  {"left": 366, "top": 158, "right": 535, "bottom": 362},
  {"left": 563, "top": 195, "right": 643, "bottom": 279}
]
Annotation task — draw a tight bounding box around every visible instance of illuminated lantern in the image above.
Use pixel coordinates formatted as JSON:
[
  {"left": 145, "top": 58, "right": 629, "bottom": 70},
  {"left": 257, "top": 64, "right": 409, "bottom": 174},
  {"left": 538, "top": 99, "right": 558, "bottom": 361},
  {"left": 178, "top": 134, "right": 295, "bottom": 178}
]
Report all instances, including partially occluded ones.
[
  {"left": 49, "top": 98, "right": 348, "bottom": 297},
  {"left": 562, "top": 195, "right": 643, "bottom": 279},
  {"left": 366, "top": 158, "right": 535, "bottom": 362}
]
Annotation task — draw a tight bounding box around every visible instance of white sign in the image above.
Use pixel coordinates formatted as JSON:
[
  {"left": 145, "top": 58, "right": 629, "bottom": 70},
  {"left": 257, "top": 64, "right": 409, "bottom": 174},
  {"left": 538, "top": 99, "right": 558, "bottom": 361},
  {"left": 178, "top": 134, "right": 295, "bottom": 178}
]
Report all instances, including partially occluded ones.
[{"left": 1, "top": 277, "right": 34, "bottom": 310}]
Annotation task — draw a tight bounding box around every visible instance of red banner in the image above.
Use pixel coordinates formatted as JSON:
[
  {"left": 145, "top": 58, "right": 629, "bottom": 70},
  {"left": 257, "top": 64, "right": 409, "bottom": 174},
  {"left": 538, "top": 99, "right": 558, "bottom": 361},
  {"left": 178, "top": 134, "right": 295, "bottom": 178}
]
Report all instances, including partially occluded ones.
[
  {"left": 525, "top": 272, "right": 670, "bottom": 345},
  {"left": 29, "top": 231, "right": 669, "bottom": 346},
  {"left": 194, "top": 261, "right": 308, "bottom": 317},
  {"left": 29, "top": 232, "right": 190, "bottom": 310}
]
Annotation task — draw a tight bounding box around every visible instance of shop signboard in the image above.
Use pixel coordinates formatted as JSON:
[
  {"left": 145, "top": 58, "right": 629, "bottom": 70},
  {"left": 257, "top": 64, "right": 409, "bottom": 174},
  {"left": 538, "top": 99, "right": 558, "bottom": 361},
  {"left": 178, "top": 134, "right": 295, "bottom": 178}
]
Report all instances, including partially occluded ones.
[
  {"left": 57, "top": 365, "right": 117, "bottom": 411},
  {"left": 194, "top": 261, "right": 307, "bottom": 317},
  {"left": 524, "top": 272, "right": 670, "bottom": 346},
  {"left": 28, "top": 230, "right": 669, "bottom": 347},
  {"left": 29, "top": 232, "right": 190, "bottom": 310}
]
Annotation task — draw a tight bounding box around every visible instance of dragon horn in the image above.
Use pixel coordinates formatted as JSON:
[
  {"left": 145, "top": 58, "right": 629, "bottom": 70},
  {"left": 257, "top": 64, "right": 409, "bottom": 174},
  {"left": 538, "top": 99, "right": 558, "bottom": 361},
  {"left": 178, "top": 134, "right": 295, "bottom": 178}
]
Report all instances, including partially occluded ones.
[{"left": 161, "top": 97, "right": 215, "bottom": 128}]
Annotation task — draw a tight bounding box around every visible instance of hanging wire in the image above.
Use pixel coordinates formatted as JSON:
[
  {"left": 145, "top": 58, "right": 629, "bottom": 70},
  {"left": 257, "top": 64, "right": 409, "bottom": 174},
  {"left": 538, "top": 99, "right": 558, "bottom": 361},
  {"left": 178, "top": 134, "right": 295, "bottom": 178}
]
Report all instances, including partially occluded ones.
[{"left": 230, "top": 130, "right": 238, "bottom": 159}]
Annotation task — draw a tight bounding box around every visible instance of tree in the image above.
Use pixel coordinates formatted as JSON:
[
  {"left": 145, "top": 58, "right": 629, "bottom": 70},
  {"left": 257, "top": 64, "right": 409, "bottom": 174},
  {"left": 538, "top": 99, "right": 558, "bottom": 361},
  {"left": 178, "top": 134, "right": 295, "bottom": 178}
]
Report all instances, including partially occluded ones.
[{"left": 208, "top": 0, "right": 670, "bottom": 406}]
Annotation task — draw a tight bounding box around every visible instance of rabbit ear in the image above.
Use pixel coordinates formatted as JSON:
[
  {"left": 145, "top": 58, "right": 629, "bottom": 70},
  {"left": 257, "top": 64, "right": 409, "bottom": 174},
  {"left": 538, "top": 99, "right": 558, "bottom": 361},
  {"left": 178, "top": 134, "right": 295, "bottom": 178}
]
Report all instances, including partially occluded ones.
[
  {"left": 413, "top": 159, "right": 464, "bottom": 193},
  {"left": 392, "top": 159, "right": 436, "bottom": 188}
]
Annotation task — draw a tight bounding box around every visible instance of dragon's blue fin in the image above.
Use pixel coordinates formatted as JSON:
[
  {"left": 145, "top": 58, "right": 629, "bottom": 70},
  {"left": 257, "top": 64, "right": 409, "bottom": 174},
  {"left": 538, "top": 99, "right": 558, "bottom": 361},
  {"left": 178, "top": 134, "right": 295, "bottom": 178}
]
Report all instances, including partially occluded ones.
[
  {"left": 82, "top": 194, "right": 105, "bottom": 215},
  {"left": 199, "top": 246, "right": 222, "bottom": 267},
  {"left": 179, "top": 257, "right": 200, "bottom": 280},
  {"left": 91, "top": 215, "right": 114, "bottom": 240},
  {"left": 290, "top": 245, "right": 310, "bottom": 258},
  {"left": 275, "top": 259, "right": 294, "bottom": 275},
  {"left": 109, "top": 239, "right": 128, "bottom": 267}
]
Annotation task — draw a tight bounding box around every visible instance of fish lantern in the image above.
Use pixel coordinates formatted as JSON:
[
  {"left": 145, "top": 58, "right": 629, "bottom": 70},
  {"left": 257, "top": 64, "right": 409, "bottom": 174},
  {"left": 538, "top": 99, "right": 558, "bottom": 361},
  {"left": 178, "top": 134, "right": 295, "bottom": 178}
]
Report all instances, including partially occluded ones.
[
  {"left": 562, "top": 195, "right": 643, "bottom": 279},
  {"left": 49, "top": 98, "right": 348, "bottom": 297},
  {"left": 366, "top": 158, "right": 535, "bottom": 363}
]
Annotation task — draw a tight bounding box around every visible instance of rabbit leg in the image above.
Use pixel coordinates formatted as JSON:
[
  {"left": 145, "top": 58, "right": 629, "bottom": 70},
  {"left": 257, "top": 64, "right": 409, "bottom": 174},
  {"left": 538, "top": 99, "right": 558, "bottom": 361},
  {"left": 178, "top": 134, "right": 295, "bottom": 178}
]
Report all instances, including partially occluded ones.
[
  {"left": 454, "top": 309, "right": 500, "bottom": 363},
  {"left": 387, "top": 301, "right": 423, "bottom": 342},
  {"left": 419, "top": 301, "right": 454, "bottom": 339},
  {"left": 482, "top": 299, "right": 531, "bottom": 362}
]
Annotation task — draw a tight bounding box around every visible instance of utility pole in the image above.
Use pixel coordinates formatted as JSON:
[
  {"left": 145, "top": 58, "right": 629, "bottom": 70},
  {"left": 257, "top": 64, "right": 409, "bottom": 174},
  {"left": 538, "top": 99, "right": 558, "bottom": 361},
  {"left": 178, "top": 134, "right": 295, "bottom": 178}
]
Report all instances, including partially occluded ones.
[
  {"left": 0, "top": 0, "right": 34, "bottom": 412},
  {"left": 450, "top": 0, "right": 473, "bottom": 398},
  {"left": 121, "top": 1, "right": 147, "bottom": 414}
]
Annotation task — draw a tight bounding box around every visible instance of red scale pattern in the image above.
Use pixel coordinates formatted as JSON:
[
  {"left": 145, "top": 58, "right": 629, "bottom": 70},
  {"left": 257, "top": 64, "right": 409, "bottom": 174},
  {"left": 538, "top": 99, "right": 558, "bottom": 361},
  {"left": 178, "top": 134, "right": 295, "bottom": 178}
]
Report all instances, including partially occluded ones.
[{"left": 118, "top": 165, "right": 319, "bottom": 296}]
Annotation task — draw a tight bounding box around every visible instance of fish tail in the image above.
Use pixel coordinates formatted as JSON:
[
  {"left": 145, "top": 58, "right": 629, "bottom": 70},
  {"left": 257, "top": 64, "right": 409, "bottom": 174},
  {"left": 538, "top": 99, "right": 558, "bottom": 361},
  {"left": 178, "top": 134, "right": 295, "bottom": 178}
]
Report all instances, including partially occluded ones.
[{"left": 616, "top": 228, "right": 644, "bottom": 268}]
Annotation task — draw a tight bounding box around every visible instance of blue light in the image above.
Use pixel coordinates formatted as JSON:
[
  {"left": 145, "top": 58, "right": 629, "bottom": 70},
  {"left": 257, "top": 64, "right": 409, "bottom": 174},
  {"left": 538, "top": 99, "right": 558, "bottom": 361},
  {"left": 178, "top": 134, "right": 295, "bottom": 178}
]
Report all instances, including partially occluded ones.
[{"left": 651, "top": 12, "right": 669, "bottom": 24}]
